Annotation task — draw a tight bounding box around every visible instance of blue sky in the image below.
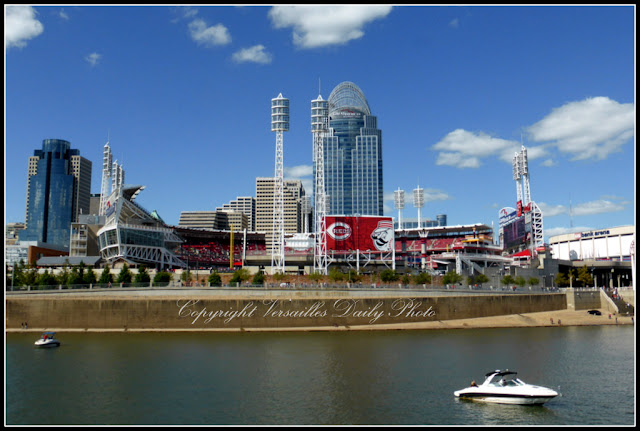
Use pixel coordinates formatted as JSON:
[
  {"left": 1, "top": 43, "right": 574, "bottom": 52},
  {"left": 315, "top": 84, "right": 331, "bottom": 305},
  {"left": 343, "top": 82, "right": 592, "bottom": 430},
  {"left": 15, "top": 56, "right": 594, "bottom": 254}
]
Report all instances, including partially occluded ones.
[{"left": 5, "top": 5, "right": 636, "bottom": 242}]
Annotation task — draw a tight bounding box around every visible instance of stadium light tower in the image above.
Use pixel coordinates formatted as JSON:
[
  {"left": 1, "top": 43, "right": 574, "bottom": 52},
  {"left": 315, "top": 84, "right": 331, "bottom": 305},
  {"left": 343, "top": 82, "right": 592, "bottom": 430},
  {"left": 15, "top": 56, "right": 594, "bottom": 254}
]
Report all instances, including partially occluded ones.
[
  {"left": 99, "top": 139, "right": 113, "bottom": 216},
  {"left": 311, "top": 93, "right": 329, "bottom": 274},
  {"left": 394, "top": 188, "right": 405, "bottom": 230},
  {"left": 413, "top": 185, "right": 424, "bottom": 229},
  {"left": 271, "top": 93, "right": 289, "bottom": 274}
]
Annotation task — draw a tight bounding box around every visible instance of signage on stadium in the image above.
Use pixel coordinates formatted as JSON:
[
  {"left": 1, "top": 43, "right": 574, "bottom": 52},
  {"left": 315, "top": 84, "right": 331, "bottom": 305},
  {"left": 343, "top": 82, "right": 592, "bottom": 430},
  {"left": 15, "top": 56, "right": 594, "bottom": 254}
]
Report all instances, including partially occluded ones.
[
  {"left": 325, "top": 216, "right": 394, "bottom": 253},
  {"left": 579, "top": 230, "right": 611, "bottom": 239},
  {"left": 498, "top": 207, "right": 517, "bottom": 227}
]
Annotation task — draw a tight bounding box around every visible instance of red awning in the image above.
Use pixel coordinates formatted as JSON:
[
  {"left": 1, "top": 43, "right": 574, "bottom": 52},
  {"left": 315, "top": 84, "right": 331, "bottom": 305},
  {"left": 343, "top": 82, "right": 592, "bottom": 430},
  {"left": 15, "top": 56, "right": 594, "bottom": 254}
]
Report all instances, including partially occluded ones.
[{"left": 512, "top": 249, "right": 531, "bottom": 257}]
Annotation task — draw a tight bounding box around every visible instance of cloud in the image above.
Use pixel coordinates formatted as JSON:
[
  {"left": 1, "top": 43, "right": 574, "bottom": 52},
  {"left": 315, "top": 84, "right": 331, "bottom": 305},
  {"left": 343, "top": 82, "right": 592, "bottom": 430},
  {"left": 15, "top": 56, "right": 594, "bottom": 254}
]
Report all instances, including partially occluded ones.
[
  {"left": 571, "top": 199, "right": 627, "bottom": 216},
  {"left": 526, "top": 97, "right": 635, "bottom": 160},
  {"left": 232, "top": 45, "right": 272, "bottom": 64},
  {"left": 537, "top": 198, "right": 627, "bottom": 219},
  {"left": 285, "top": 165, "right": 313, "bottom": 178},
  {"left": 85, "top": 52, "right": 102, "bottom": 67},
  {"left": 449, "top": 18, "right": 459, "bottom": 28},
  {"left": 188, "top": 18, "right": 231, "bottom": 47},
  {"left": 432, "top": 129, "right": 521, "bottom": 168},
  {"left": 59, "top": 8, "right": 69, "bottom": 20},
  {"left": 5, "top": 6, "right": 44, "bottom": 49},
  {"left": 269, "top": 5, "right": 392, "bottom": 48},
  {"left": 545, "top": 226, "right": 592, "bottom": 238}
]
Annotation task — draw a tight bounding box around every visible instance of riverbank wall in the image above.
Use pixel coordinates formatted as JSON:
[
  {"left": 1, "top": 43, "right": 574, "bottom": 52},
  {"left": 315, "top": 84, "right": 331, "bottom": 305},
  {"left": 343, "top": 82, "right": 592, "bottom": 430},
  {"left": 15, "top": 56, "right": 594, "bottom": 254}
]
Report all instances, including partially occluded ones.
[{"left": 6, "top": 290, "right": 568, "bottom": 330}]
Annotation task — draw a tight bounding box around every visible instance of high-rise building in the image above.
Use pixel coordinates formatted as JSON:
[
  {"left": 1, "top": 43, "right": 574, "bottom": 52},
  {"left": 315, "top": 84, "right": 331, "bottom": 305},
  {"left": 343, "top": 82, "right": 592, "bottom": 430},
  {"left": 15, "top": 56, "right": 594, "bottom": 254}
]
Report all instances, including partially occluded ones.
[
  {"left": 255, "top": 177, "right": 305, "bottom": 251},
  {"left": 315, "top": 81, "right": 383, "bottom": 217},
  {"left": 217, "top": 197, "right": 256, "bottom": 231},
  {"left": 21, "top": 139, "right": 92, "bottom": 249}
]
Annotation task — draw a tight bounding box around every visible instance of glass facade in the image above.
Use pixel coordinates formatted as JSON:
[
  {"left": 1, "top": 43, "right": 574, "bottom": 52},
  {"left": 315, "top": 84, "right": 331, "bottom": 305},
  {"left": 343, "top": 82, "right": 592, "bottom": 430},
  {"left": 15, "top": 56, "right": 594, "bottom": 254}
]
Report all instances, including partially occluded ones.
[
  {"left": 21, "top": 139, "right": 85, "bottom": 249},
  {"left": 317, "top": 82, "right": 383, "bottom": 216}
]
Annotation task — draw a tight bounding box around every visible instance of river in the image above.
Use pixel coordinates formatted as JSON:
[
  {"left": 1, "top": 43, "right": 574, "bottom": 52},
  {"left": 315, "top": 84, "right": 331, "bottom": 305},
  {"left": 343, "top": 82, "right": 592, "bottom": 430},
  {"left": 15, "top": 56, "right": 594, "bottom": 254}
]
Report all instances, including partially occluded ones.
[{"left": 6, "top": 325, "right": 635, "bottom": 425}]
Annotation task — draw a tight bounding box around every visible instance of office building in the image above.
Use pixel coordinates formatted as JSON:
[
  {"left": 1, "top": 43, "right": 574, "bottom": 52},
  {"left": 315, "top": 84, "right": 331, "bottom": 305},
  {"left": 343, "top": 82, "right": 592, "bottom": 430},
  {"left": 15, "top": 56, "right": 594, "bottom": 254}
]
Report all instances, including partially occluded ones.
[
  {"left": 21, "top": 139, "right": 92, "bottom": 249},
  {"left": 217, "top": 197, "right": 256, "bottom": 231},
  {"left": 315, "top": 81, "right": 383, "bottom": 217},
  {"left": 255, "top": 177, "right": 305, "bottom": 250}
]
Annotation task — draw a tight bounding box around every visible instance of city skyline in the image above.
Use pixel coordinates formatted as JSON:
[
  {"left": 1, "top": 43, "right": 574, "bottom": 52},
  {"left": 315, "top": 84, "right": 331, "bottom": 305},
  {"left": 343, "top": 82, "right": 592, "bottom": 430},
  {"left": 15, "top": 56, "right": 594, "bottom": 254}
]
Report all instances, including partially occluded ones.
[{"left": 5, "top": 5, "right": 635, "bottom": 242}]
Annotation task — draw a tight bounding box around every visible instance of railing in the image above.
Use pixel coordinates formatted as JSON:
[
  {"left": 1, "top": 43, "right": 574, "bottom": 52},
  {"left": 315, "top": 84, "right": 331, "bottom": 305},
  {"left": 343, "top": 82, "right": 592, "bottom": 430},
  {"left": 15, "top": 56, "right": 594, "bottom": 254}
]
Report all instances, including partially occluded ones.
[{"left": 6, "top": 281, "right": 563, "bottom": 294}]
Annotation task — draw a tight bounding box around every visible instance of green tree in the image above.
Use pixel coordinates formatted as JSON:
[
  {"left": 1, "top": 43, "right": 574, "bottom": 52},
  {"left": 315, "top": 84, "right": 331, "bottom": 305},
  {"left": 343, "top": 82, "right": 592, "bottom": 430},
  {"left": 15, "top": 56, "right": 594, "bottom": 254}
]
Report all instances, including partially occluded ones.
[
  {"left": 514, "top": 276, "right": 526, "bottom": 289},
  {"left": 307, "top": 271, "right": 324, "bottom": 283},
  {"left": 413, "top": 272, "right": 431, "bottom": 285},
  {"left": 474, "top": 273, "right": 490, "bottom": 286},
  {"left": 380, "top": 269, "right": 400, "bottom": 283},
  {"left": 67, "top": 267, "right": 83, "bottom": 287},
  {"left": 230, "top": 268, "right": 250, "bottom": 284},
  {"left": 83, "top": 268, "right": 97, "bottom": 285},
  {"left": 252, "top": 270, "right": 266, "bottom": 285},
  {"left": 577, "top": 265, "right": 594, "bottom": 287},
  {"left": 36, "top": 269, "right": 57, "bottom": 287},
  {"left": 208, "top": 271, "right": 222, "bottom": 286},
  {"left": 116, "top": 263, "right": 133, "bottom": 284},
  {"left": 347, "top": 270, "right": 362, "bottom": 283},
  {"left": 22, "top": 263, "right": 38, "bottom": 287},
  {"left": 99, "top": 265, "right": 113, "bottom": 285},
  {"left": 501, "top": 274, "right": 515, "bottom": 286},
  {"left": 528, "top": 277, "right": 540, "bottom": 288},
  {"left": 555, "top": 272, "right": 568, "bottom": 287},
  {"left": 401, "top": 274, "right": 411, "bottom": 285},
  {"left": 328, "top": 268, "right": 344, "bottom": 282},
  {"left": 443, "top": 270, "right": 463, "bottom": 286},
  {"left": 135, "top": 266, "right": 151, "bottom": 284},
  {"left": 154, "top": 271, "right": 173, "bottom": 285}
]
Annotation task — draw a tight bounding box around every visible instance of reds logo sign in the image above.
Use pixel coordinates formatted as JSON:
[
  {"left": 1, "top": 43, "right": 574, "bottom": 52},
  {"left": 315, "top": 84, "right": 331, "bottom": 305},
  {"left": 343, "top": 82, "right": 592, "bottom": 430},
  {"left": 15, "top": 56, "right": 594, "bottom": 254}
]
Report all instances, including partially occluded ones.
[
  {"left": 327, "top": 222, "right": 352, "bottom": 240},
  {"left": 370, "top": 220, "right": 394, "bottom": 252}
]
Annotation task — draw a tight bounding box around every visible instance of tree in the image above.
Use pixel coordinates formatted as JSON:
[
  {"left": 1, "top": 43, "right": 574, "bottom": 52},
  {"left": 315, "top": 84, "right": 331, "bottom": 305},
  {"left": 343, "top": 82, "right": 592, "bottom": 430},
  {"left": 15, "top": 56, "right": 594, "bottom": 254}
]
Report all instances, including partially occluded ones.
[
  {"left": 208, "top": 271, "right": 222, "bottom": 286},
  {"left": 443, "top": 270, "right": 463, "bottom": 286},
  {"left": 577, "top": 265, "right": 594, "bottom": 287},
  {"left": 307, "top": 271, "right": 324, "bottom": 282},
  {"left": 135, "top": 266, "right": 151, "bottom": 283},
  {"left": 328, "top": 268, "right": 344, "bottom": 282},
  {"left": 99, "top": 265, "right": 113, "bottom": 284},
  {"left": 501, "top": 274, "right": 515, "bottom": 286},
  {"left": 514, "top": 276, "right": 526, "bottom": 288},
  {"left": 528, "top": 277, "right": 540, "bottom": 288},
  {"left": 413, "top": 272, "right": 431, "bottom": 285},
  {"left": 555, "top": 272, "right": 568, "bottom": 287},
  {"left": 154, "top": 271, "right": 173, "bottom": 285},
  {"left": 475, "top": 273, "right": 489, "bottom": 286},
  {"left": 401, "top": 274, "right": 411, "bottom": 286},
  {"left": 230, "top": 268, "right": 250, "bottom": 284},
  {"left": 36, "top": 269, "right": 57, "bottom": 287},
  {"left": 252, "top": 270, "right": 266, "bottom": 285},
  {"left": 67, "top": 267, "right": 83, "bottom": 287},
  {"left": 83, "top": 268, "right": 97, "bottom": 285},
  {"left": 116, "top": 264, "right": 133, "bottom": 284},
  {"left": 380, "top": 269, "right": 400, "bottom": 283}
]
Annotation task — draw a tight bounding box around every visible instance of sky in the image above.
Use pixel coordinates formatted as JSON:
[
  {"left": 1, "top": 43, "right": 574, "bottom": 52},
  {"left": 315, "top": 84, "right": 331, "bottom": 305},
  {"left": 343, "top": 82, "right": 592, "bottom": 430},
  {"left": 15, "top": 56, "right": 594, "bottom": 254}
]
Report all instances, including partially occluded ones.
[{"left": 5, "top": 5, "right": 636, "bottom": 243}]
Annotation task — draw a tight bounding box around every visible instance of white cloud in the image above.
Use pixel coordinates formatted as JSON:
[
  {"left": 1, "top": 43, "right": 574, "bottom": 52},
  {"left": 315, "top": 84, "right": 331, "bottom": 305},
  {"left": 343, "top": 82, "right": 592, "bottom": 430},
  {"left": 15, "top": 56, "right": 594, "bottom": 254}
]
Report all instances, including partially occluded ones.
[
  {"left": 526, "top": 97, "right": 635, "bottom": 160},
  {"left": 269, "top": 5, "right": 392, "bottom": 48},
  {"left": 188, "top": 18, "right": 231, "bottom": 47},
  {"left": 5, "top": 6, "right": 44, "bottom": 49},
  {"left": 432, "top": 129, "right": 521, "bottom": 168},
  {"left": 545, "top": 226, "right": 592, "bottom": 238},
  {"left": 85, "top": 52, "right": 102, "bottom": 67},
  {"left": 59, "top": 9, "right": 69, "bottom": 20},
  {"left": 285, "top": 165, "right": 313, "bottom": 178},
  {"left": 571, "top": 199, "right": 627, "bottom": 216},
  {"left": 537, "top": 202, "right": 567, "bottom": 218},
  {"left": 449, "top": 18, "right": 459, "bottom": 28},
  {"left": 232, "top": 45, "right": 272, "bottom": 64}
]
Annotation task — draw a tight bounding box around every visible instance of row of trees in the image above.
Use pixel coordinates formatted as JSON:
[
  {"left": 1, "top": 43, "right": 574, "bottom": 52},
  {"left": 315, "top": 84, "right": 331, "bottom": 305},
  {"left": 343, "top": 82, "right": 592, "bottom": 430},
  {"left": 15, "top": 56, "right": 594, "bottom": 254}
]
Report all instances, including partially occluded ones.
[
  {"left": 7, "top": 260, "right": 594, "bottom": 289},
  {"left": 7, "top": 260, "right": 174, "bottom": 288}
]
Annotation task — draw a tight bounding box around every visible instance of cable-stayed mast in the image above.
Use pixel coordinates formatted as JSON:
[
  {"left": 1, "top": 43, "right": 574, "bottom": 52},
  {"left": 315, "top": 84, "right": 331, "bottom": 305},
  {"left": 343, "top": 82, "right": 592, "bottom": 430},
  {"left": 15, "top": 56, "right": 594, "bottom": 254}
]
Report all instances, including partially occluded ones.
[
  {"left": 271, "top": 93, "right": 289, "bottom": 274},
  {"left": 99, "top": 139, "right": 113, "bottom": 216},
  {"left": 312, "top": 93, "right": 329, "bottom": 274}
]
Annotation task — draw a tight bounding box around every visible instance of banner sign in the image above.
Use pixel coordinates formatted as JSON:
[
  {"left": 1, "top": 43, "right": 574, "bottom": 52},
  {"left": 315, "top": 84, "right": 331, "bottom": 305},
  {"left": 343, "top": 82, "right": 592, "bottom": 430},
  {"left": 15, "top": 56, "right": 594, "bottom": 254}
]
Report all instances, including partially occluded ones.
[{"left": 325, "top": 216, "right": 394, "bottom": 253}]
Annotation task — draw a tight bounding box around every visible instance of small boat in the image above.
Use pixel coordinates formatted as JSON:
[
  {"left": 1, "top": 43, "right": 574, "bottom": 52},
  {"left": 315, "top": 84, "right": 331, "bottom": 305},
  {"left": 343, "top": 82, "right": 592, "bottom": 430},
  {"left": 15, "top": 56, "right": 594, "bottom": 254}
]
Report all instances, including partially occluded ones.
[
  {"left": 454, "top": 370, "right": 558, "bottom": 405},
  {"left": 34, "top": 332, "right": 60, "bottom": 348}
]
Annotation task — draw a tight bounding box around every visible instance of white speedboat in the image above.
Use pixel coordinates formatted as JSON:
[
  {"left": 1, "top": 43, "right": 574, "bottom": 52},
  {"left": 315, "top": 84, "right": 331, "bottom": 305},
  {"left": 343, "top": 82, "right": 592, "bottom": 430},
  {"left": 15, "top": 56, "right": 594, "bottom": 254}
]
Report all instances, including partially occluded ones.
[
  {"left": 454, "top": 370, "right": 558, "bottom": 405},
  {"left": 34, "top": 332, "right": 60, "bottom": 348}
]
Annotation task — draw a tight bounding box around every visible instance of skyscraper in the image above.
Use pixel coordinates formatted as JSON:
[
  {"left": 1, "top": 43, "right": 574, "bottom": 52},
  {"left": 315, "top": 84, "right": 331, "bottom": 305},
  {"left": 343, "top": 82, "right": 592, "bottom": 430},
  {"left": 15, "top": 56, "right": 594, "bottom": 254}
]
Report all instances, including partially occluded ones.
[
  {"left": 21, "top": 139, "right": 92, "bottom": 249},
  {"left": 315, "top": 81, "right": 383, "bottom": 217}
]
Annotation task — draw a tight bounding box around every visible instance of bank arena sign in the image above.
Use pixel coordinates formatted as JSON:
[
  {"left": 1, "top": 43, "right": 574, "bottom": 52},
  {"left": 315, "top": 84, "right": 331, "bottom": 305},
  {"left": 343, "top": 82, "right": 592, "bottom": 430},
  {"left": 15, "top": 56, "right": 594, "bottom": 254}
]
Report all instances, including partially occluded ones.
[{"left": 326, "top": 216, "right": 394, "bottom": 253}]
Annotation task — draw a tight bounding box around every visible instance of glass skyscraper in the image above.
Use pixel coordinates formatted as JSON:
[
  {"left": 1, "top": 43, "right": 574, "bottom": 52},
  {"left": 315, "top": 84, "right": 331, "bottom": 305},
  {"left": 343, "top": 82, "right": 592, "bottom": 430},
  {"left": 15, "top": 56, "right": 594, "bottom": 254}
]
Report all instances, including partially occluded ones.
[
  {"left": 21, "top": 139, "right": 92, "bottom": 249},
  {"left": 316, "top": 81, "right": 383, "bottom": 216}
]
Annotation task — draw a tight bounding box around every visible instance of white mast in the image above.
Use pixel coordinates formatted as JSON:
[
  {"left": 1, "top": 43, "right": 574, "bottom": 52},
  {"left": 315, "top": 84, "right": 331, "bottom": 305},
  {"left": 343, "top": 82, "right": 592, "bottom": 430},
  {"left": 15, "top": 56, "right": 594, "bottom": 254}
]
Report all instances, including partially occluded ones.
[
  {"left": 99, "top": 139, "right": 113, "bottom": 216},
  {"left": 312, "top": 92, "right": 329, "bottom": 274},
  {"left": 271, "top": 93, "right": 289, "bottom": 274},
  {"left": 394, "top": 188, "right": 405, "bottom": 230}
]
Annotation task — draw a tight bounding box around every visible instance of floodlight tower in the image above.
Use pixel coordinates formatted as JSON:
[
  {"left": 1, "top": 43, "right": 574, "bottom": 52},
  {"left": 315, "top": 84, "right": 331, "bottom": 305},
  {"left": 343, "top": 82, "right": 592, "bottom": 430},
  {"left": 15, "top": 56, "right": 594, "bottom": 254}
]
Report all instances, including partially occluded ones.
[
  {"left": 271, "top": 93, "right": 289, "bottom": 274},
  {"left": 413, "top": 185, "right": 424, "bottom": 229},
  {"left": 513, "top": 152, "right": 524, "bottom": 205},
  {"left": 312, "top": 93, "right": 329, "bottom": 274},
  {"left": 99, "top": 139, "right": 113, "bottom": 216},
  {"left": 394, "top": 188, "right": 405, "bottom": 230}
]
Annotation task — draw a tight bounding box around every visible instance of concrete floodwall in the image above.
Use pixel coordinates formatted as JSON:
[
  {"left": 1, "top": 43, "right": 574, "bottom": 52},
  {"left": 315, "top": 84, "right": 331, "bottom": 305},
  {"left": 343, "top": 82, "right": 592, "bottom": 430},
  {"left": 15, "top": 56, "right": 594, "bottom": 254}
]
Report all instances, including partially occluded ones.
[
  {"left": 565, "top": 288, "right": 601, "bottom": 310},
  {"left": 6, "top": 292, "right": 567, "bottom": 330}
]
